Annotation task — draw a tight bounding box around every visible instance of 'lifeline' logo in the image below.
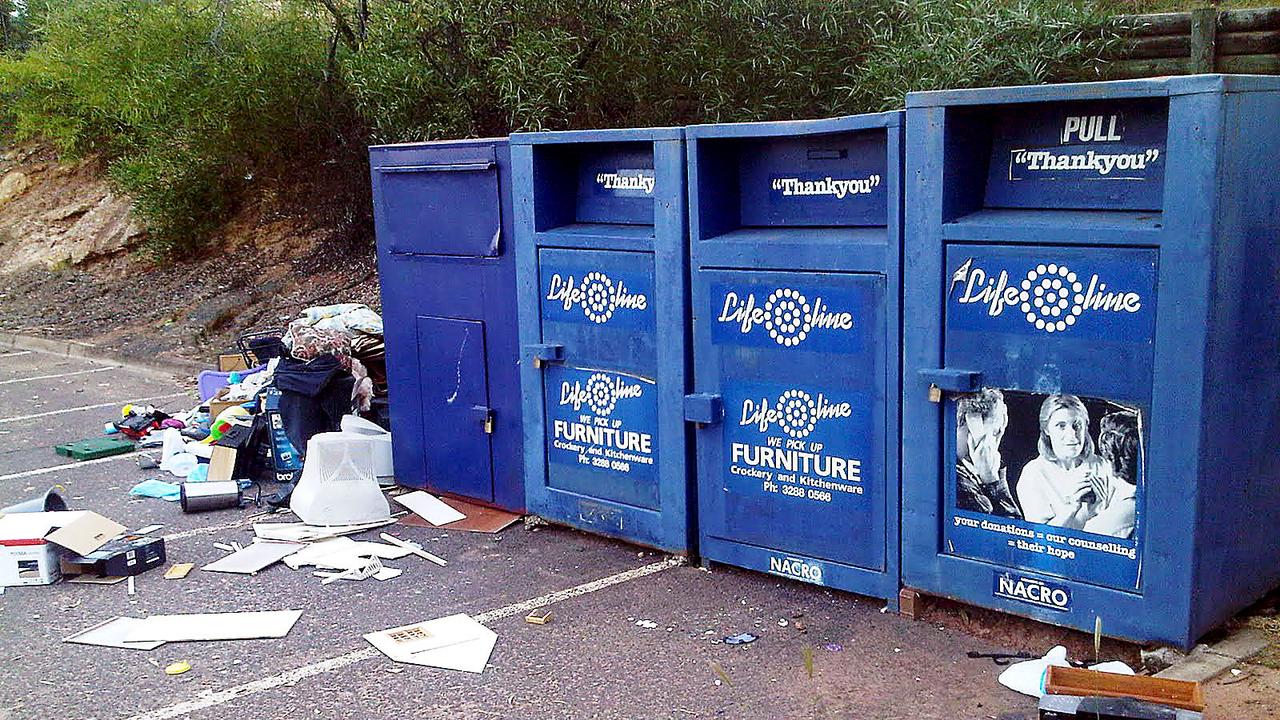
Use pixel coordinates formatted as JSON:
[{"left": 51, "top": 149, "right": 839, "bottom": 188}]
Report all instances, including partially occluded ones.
[
  {"left": 560, "top": 372, "right": 644, "bottom": 417},
  {"left": 952, "top": 260, "right": 1142, "bottom": 334},
  {"left": 740, "top": 389, "right": 851, "bottom": 440},
  {"left": 769, "top": 556, "right": 825, "bottom": 585},
  {"left": 717, "top": 288, "right": 853, "bottom": 346},
  {"left": 546, "top": 271, "right": 649, "bottom": 324},
  {"left": 992, "top": 572, "right": 1072, "bottom": 612}
]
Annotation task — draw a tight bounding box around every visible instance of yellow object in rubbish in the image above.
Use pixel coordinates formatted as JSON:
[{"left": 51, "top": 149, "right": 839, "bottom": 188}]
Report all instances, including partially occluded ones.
[
  {"left": 525, "top": 609, "right": 553, "bottom": 625},
  {"left": 121, "top": 404, "right": 134, "bottom": 417},
  {"left": 164, "top": 661, "right": 191, "bottom": 675}
]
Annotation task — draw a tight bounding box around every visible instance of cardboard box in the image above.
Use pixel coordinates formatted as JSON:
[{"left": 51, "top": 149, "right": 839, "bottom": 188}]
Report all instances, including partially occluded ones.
[
  {"left": 0, "top": 511, "right": 126, "bottom": 587},
  {"left": 218, "top": 354, "right": 250, "bottom": 372},
  {"left": 208, "top": 400, "right": 243, "bottom": 420}
]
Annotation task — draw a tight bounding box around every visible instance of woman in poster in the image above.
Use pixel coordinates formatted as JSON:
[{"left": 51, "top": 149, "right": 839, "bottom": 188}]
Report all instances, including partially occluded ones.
[{"left": 1017, "top": 394, "right": 1106, "bottom": 530}]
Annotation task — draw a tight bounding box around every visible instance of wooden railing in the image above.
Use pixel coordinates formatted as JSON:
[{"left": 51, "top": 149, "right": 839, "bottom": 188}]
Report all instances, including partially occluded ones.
[{"left": 1108, "top": 7, "right": 1280, "bottom": 78}]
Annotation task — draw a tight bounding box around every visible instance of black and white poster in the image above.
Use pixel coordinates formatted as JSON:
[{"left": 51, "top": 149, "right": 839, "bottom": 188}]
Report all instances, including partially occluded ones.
[{"left": 946, "top": 388, "right": 1144, "bottom": 590}]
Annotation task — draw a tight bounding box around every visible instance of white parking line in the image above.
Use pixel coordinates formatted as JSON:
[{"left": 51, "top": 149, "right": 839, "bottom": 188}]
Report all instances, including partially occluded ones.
[
  {"left": 0, "top": 451, "right": 143, "bottom": 482},
  {"left": 0, "top": 365, "right": 117, "bottom": 385},
  {"left": 0, "top": 392, "right": 190, "bottom": 424},
  {"left": 124, "top": 555, "right": 687, "bottom": 720},
  {"left": 0, "top": 350, "right": 33, "bottom": 358}
]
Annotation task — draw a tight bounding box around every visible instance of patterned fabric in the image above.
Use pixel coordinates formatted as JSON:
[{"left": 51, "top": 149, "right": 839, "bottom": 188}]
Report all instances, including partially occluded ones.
[{"left": 285, "top": 321, "right": 352, "bottom": 369}]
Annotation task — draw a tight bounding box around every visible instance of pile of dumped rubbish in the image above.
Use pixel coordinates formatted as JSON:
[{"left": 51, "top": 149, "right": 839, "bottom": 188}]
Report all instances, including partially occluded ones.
[{"left": 0, "top": 302, "right": 520, "bottom": 673}]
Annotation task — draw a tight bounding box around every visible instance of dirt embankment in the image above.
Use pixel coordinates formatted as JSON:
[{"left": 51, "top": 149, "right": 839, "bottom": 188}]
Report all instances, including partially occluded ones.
[{"left": 0, "top": 143, "right": 381, "bottom": 366}]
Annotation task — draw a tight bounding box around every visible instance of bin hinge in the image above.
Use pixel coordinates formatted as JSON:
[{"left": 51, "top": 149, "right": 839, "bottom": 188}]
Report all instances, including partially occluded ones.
[
  {"left": 683, "top": 393, "right": 723, "bottom": 427},
  {"left": 917, "top": 369, "right": 983, "bottom": 403},
  {"left": 471, "top": 405, "right": 494, "bottom": 434},
  {"left": 526, "top": 343, "right": 564, "bottom": 369}
]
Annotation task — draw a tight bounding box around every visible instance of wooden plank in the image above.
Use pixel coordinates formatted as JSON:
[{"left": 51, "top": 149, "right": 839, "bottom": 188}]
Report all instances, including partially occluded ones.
[
  {"left": 1220, "top": 7, "right": 1280, "bottom": 33},
  {"left": 1217, "top": 53, "right": 1280, "bottom": 74},
  {"left": 1103, "top": 57, "right": 1193, "bottom": 80},
  {"left": 1116, "top": 34, "right": 1190, "bottom": 61},
  {"left": 1118, "top": 12, "right": 1191, "bottom": 37},
  {"left": 1046, "top": 666, "right": 1204, "bottom": 712},
  {"left": 1217, "top": 30, "right": 1280, "bottom": 57},
  {"left": 1190, "top": 7, "right": 1217, "bottom": 74}
]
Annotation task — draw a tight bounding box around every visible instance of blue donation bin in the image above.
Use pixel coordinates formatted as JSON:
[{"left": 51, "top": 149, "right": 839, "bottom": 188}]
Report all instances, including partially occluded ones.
[
  {"left": 901, "top": 75, "right": 1280, "bottom": 647},
  {"left": 511, "top": 127, "right": 692, "bottom": 553},
  {"left": 370, "top": 138, "right": 525, "bottom": 512},
  {"left": 684, "top": 113, "right": 903, "bottom": 600}
]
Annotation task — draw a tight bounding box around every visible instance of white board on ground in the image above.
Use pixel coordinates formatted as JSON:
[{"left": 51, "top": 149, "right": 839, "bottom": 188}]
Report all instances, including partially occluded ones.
[
  {"left": 252, "top": 519, "right": 394, "bottom": 542},
  {"left": 124, "top": 610, "right": 303, "bottom": 643},
  {"left": 202, "top": 541, "right": 306, "bottom": 574},
  {"left": 390, "top": 492, "right": 465, "bottom": 526},
  {"left": 401, "top": 630, "right": 496, "bottom": 673},
  {"left": 281, "top": 537, "right": 358, "bottom": 570},
  {"left": 363, "top": 613, "right": 495, "bottom": 672},
  {"left": 63, "top": 617, "right": 166, "bottom": 650}
]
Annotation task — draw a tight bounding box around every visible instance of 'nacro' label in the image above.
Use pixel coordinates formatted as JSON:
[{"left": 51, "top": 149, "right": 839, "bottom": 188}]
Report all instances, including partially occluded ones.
[
  {"left": 768, "top": 555, "right": 825, "bottom": 586},
  {"left": 992, "top": 571, "right": 1072, "bottom": 612}
]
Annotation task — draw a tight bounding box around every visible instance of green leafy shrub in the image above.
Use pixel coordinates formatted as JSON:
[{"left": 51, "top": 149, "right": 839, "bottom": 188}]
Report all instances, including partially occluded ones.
[
  {"left": 0, "top": 0, "right": 339, "bottom": 253},
  {"left": 1, "top": 0, "right": 1125, "bottom": 255}
]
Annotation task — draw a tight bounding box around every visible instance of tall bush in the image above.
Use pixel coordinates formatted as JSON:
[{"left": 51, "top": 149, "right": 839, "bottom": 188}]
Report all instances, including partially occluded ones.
[
  {"left": 0, "top": 0, "right": 340, "bottom": 253},
  {"left": 1, "top": 0, "right": 1124, "bottom": 255}
]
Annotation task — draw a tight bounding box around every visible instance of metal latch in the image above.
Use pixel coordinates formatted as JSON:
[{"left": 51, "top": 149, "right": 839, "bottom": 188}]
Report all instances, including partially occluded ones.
[
  {"left": 526, "top": 343, "right": 564, "bottom": 369},
  {"left": 683, "top": 393, "right": 723, "bottom": 427},
  {"left": 472, "top": 406, "right": 494, "bottom": 434},
  {"left": 916, "top": 369, "right": 983, "bottom": 403}
]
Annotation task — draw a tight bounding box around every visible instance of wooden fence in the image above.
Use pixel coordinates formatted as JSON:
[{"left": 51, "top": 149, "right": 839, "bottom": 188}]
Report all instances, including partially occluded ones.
[{"left": 1109, "top": 7, "right": 1280, "bottom": 78}]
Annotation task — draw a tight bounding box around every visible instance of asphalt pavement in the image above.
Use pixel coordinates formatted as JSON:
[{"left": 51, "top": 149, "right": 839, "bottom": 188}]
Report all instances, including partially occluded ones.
[{"left": 0, "top": 347, "right": 1117, "bottom": 720}]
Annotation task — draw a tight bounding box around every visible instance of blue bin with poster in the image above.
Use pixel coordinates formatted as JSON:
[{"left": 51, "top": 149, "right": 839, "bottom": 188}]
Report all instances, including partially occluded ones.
[
  {"left": 683, "top": 112, "right": 903, "bottom": 601},
  {"left": 369, "top": 139, "right": 525, "bottom": 513},
  {"left": 901, "top": 75, "right": 1280, "bottom": 647},
  {"left": 511, "top": 127, "right": 692, "bottom": 553}
]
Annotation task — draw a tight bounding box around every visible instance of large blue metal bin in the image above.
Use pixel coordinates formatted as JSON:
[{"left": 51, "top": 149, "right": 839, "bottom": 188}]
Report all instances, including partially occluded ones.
[
  {"left": 683, "top": 113, "right": 903, "bottom": 601},
  {"left": 370, "top": 138, "right": 525, "bottom": 512},
  {"left": 511, "top": 127, "right": 692, "bottom": 553},
  {"left": 901, "top": 75, "right": 1280, "bottom": 647}
]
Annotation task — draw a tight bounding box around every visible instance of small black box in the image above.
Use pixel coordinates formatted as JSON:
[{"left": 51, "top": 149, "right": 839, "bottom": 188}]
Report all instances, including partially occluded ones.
[{"left": 61, "top": 534, "right": 166, "bottom": 578}]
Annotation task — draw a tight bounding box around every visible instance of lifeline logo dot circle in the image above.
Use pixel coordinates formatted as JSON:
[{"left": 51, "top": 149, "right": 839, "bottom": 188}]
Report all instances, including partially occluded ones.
[
  {"left": 585, "top": 373, "right": 617, "bottom": 416},
  {"left": 1016, "top": 264, "right": 1085, "bottom": 334},
  {"left": 777, "top": 389, "right": 817, "bottom": 439},
  {"left": 763, "top": 289, "right": 813, "bottom": 347},
  {"left": 581, "top": 272, "right": 617, "bottom": 324}
]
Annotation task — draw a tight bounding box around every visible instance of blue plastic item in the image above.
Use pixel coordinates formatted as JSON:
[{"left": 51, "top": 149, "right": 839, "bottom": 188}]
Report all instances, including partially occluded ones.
[
  {"left": 196, "top": 364, "right": 266, "bottom": 402},
  {"left": 369, "top": 139, "right": 524, "bottom": 512},
  {"left": 684, "top": 113, "right": 903, "bottom": 602},
  {"left": 901, "top": 75, "right": 1280, "bottom": 647},
  {"left": 129, "top": 479, "right": 182, "bottom": 501},
  {"left": 511, "top": 127, "right": 692, "bottom": 552}
]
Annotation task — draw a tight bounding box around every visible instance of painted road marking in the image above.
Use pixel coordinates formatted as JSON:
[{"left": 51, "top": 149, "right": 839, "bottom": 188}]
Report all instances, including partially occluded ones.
[
  {"left": 0, "top": 351, "right": 33, "bottom": 358},
  {"left": 124, "top": 556, "right": 687, "bottom": 720},
  {"left": 0, "top": 365, "right": 117, "bottom": 385},
  {"left": 0, "top": 451, "right": 144, "bottom": 482},
  {"left": 0, "top": 392, "right": 190, "bottom": 424}
]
